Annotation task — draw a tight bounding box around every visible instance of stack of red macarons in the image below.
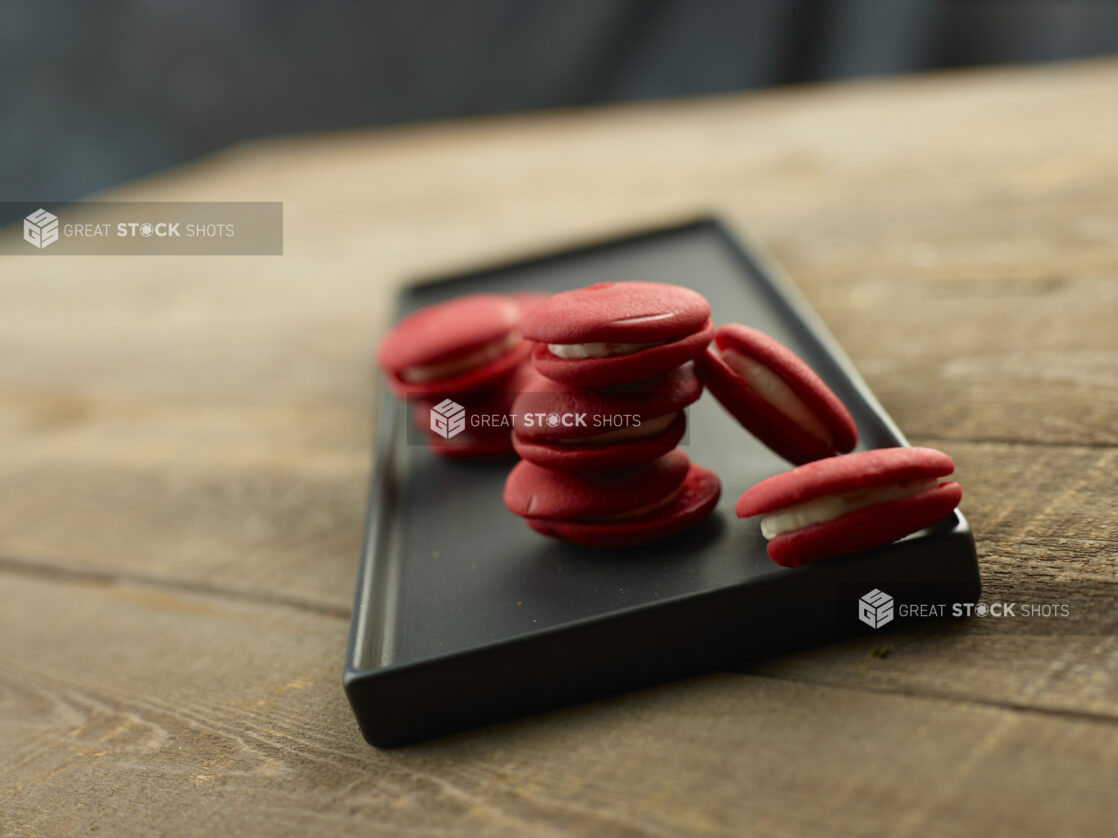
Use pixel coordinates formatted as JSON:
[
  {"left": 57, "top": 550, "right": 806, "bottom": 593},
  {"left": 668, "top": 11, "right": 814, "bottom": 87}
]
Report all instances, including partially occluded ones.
[
  {"left": 376, "top": 293, "right": 539, "bottom": 457},
  {"left": 503, "top": 282, "right": 723, "bottom": 546},
  {"left": 376, "top": 282, "right": 965, "bottom": 565}
]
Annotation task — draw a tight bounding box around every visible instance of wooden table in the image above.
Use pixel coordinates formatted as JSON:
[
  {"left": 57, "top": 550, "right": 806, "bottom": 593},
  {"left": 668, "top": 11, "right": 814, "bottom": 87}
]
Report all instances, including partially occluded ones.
[{"left": 3, "top": 58, "right": 1116, "bottom": 837}]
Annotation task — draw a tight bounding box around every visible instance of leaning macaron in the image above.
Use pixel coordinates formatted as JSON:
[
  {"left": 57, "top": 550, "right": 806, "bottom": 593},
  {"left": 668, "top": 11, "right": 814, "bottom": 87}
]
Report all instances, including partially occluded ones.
[
  {"left": 522, "top": 282, "right": 714, "bottom": 387},
  {"left": 698, "top": 324, "right": 857, "bottom": 464},
  {"left": 377, "top": 293, "right": 531, "bottom": 397},
  {"left": 504, "top": 449, "right": 721, "bottom": 547},
  {"left": 511, "top": 364, "right": 702, "bottom": 471},
  {"left": 736, "top": 447, "right": 962, "bottom": 567}
]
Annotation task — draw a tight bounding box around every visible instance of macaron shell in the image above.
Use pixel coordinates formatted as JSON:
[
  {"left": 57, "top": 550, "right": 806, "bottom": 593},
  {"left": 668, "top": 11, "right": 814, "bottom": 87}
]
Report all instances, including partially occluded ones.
[
  {"left": 532, "top": 320, "right": 714, "bottom": 387},
  {"left": 698, "top": 347, "right": 840, "bottom": 464},
  {"left": 525, "top": 464, "right": 721, "bottom": 547},
  {"left": 511, "top": 412, "right": 687, "bottom": 472},
  {"left": 736, "top": 446, "right": 957, "bottom": 518},
  {"left": 384, "top": 337, "right": 532, "bottom": 397},
  {"left": 410, "top": 359, "right": 538, "bottom": 424},
  {"left": 765, "top": 481, "right": 962, "bottom": 566},
  {"left": 513, "top": 363, "right": 702, "bottom": 441},
  {"left": 377, "top": 293, "right": 521, "bottom": 371},
  {"left": 508, "top": 291, "right": 549, "bottom": 318},
  {"left": 712, "top": 324, "right": 857, "bottom": 456},
  {"left": 521, "top": 281, "right": 711, "bottom": 344},
  {"left": 503, "top": 449, "right": 690, "bottom": 520}
]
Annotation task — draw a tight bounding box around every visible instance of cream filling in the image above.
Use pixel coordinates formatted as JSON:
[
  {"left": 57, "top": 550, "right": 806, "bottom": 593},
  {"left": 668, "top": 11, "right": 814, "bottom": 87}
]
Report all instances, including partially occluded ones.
[
  {"left": 401, "top": 330, "right": 520, "bottom": 383},
  {"left": 722, "top": 348, "right": 832, "bottom": 445},
  {"left": 759, "top": 477, "right": 941, "bottom": 539},
  {"left": 556, "top": 412, "right": 678, "bottom": 445},
  {"left": 584, "top": 483, "right": 685, "bottom": 523},
  {"left": 547, "top": 338, "right": 668, "bottom": 359}
]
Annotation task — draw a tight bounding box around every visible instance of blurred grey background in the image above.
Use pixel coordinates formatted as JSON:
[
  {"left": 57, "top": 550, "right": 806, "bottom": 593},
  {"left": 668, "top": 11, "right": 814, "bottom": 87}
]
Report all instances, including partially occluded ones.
[{"left": 2, "top": 0, "right": 1117, "bottom": 224}]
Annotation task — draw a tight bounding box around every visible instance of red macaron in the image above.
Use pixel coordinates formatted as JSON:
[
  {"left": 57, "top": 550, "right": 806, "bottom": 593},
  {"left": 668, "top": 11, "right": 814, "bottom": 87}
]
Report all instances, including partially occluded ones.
[
  {"left": 511, "top": 364, "right": 702, "bottom": 471},
  {"left": 735, "top": 446, "right": 962, "bottom": 567},
  {"left": 504, "top": 449, "right": 721, "bottom": 547},
  {"left": 377, "top": 293, "right": 532, "bottom": 397},
  {"left": 411, "top": 361, "right": 537, "bottom": 458},
  {"left": 522, "top": 282, "right": 714, "bottom": 387},
  {"left": 698, "top": 324, "right": 857, "bottom": 464},
  {"left": 507, "top": 291, "right": 549, "bottom": 318}
]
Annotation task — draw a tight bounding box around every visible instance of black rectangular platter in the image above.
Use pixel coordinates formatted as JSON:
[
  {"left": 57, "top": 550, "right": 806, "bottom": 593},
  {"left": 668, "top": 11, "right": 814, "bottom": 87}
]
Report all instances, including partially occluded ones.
[{"left": 345, "top": 218, "right": 980, "bottom": 747}]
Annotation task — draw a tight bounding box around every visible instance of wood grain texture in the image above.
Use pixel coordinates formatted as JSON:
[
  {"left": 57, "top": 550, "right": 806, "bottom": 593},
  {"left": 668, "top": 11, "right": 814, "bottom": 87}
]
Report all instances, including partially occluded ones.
[
  {"left": 2, "top": 574, "right": 1117, "bottom": 838},
  {"left": 2, "top": 57, "right": 1117, "bottom": 835}
]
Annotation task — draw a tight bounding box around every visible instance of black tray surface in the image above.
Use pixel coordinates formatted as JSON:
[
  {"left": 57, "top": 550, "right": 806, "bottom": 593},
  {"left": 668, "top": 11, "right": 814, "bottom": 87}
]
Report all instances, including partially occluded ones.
[{"left": 345, "top": 218, "right": 979, "bottom": 747}]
